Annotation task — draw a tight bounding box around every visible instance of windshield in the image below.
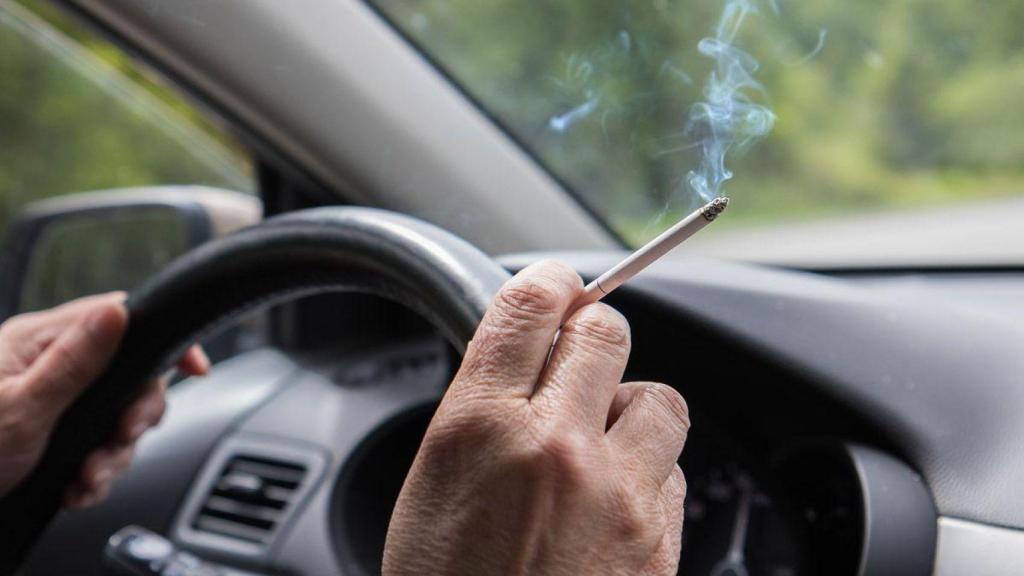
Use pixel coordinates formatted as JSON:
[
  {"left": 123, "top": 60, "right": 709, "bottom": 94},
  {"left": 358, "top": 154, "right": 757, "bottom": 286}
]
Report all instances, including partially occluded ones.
[{"left": 368, "top": 0, "right": 1023, "bottom": 261}]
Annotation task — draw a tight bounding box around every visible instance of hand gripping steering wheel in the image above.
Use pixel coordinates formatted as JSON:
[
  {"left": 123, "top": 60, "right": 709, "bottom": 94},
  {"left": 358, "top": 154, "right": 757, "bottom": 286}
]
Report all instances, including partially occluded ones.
[{"left": 0, "top": 207, "right": 511, "bottom": 572}]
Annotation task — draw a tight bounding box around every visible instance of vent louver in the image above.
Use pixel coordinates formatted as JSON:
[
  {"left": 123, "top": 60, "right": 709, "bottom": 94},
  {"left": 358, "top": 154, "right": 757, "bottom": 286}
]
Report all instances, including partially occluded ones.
[{"left": 192, "top": 455, "right": 307, "bottom": 545}]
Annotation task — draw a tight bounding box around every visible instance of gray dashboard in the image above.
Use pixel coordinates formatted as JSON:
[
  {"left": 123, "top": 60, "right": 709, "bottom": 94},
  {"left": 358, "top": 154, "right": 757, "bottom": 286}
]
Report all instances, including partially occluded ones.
[{"left": 19, "top": 255, "right": 1024, "bottom": 575}]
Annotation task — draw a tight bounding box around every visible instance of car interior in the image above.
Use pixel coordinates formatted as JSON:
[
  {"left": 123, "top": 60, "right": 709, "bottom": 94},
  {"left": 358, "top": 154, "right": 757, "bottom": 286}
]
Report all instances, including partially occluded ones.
[{"left": 1, "top": 1, "right": 1022, "bottom": 575}]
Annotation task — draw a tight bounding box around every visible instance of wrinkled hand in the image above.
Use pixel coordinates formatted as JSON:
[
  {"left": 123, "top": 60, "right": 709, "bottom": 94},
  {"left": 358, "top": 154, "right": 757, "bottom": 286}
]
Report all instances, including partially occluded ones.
[
  {"left": 384, "top": 261, "right": 690, "bottom": 576},
  {"left": 0, "top": 293, "right": 209, "bottom": 508}
]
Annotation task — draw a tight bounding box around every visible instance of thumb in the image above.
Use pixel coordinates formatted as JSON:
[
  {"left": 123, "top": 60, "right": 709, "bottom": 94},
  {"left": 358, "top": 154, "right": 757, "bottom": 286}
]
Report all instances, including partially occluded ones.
[{"left": 21, "top": 301, "right": 128, "bottom": 426}]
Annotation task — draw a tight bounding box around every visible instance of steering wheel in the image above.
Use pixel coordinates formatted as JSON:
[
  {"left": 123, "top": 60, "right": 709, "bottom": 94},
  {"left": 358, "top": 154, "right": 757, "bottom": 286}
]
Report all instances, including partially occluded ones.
[{"left": 0, "top": 207, "right": 511, "bottom": 572}]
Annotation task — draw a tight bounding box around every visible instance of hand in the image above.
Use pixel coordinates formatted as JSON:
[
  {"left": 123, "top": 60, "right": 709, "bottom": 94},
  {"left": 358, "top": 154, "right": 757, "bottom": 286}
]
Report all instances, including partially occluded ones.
[
  {"left": 384, "top": 261, "right": 690, "bottom": 576},
  {"left": 0, "top": 293, "right": 209, "bottom": 508}
]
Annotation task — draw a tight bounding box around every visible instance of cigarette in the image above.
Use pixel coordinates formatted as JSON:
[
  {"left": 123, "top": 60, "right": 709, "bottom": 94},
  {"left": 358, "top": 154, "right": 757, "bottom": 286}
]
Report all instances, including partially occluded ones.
[{"left": 564, "top": 197, "right": 729, "bottom": 321}]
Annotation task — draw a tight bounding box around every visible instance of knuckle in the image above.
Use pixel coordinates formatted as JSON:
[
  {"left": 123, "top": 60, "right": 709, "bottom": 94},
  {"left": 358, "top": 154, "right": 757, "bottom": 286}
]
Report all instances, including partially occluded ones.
[
  {"left": 519, "top": 430, "right": 589, "bottom": 488},
  {"left": 645, "top": 384, "right": 690, "bottom": 435},
  {"left": 565, "top": 305, "right": 631, "bottom": 353},
  {"left": 606, "top": 485, "right": 658, "bottom": 542},
  {"left": 416, "top": 424, "right": 470, "bottom": 466},
  {"left": 422, "top": 401, "right": 506, "bottom": 452},
  {"left": 489, "top": 261, "right": 579, "bottom": 328},
  {"left": 495, "top": 280, "right": 564, "bottom": 325},
  {"left": 3, "top": 311, "right": 35, "bottom": 328},
  {"left": 614, "top": 509, "right": 647, "bottom": 541},
  {"left": 45, "top": 339, "right": 87, "bottom": 382},
  {"left": 428, "top": 412, "right": 486, "bottom": 446},
  {"left": 0, "top": 319, "right": 18, "bottom": 342},
  {"left": 457, "top": 329, "right": 527, "bottom": 389},
  {"left": 0, "top": 313, "right": 34, "bottom": 342},
  {"left": 537, "top": 260, "right": 582, "bottom": 287},
  {"left": 666, "top": 466, "right": 688, "bottom": 503}
]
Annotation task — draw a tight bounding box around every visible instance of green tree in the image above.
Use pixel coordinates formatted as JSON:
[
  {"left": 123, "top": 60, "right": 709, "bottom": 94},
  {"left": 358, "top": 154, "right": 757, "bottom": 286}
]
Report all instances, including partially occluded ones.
[
  {"left": 0, "top": 0, "right": 251, "bottom": 232},
  {"left": 372, "top": 0, "right": 1024, "bottom": 243}
]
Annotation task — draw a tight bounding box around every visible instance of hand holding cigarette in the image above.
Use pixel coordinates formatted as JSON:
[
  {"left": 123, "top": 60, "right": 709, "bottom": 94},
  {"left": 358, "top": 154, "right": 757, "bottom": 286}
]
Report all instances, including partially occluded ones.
[{"left": 387, "top": 260, "right": 690, "bottom": 576}]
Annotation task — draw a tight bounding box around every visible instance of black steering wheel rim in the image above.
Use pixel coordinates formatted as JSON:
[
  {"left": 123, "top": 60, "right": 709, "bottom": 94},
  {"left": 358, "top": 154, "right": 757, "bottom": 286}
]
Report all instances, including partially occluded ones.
[{"left": 0, "top": 207, "right": 511, "bottom": 572}]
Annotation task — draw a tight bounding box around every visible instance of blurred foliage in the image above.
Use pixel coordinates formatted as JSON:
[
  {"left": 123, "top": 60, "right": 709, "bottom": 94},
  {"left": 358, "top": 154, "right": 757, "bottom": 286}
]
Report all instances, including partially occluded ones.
[
  {"left": 0, "top": 0, "right": 252, "bottom": 233},
  {"left": 372, "top": 0, "right": 1024, "bottom": 244}
]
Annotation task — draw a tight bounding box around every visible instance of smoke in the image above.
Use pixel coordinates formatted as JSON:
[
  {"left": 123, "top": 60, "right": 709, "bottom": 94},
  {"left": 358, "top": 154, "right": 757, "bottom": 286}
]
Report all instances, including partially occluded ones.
[
  {"left": 544, "top": 0, "right": 815, "bottom": 218},
  {"left": 547, "top": 37, "right": 630, "bottom": 135},
  {"left": 684, "top": 0, "right": 776, "bottom": 202},
  {"left": 549, "top": 92, "right": 600, "bottom": 133},
  {"left": 790, "top": 29, "right": 828, "bottom": 66}
]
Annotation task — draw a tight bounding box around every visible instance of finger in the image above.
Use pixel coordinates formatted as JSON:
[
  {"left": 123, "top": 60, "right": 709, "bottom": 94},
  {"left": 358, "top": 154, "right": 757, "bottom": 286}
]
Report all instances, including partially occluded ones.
[
  {"left": 533, "top": 303, "right": 631, "bottom": 432},
  {"left": 452, "top": 260, "right": 582, "bottom": 398},
  {"left": 116, "top": 378, "right": 168, "bottom": 444},
  {"left": 0, "top": 292, "right": 126, "bottom": 364},
  {"left": 64, "top": 481, "right": 112, "bottom": 510},
  {"left": 662, "top": 465, "right": 686, "bottom": 541},
  {"left": 5, "top": 293, "right": 127, "bottom": 339},
  {"left": 606, "top": 382, "right": 650, "bottom": 430},
  {"left": 643, "top": 466, "right": 687, "bottom": 576},
  {"left": 606, "top": 383, "right": 691, "bottom": 486},
  {"left": 63, "top": 443, "right": 136, "bottom": 508},
  {"left": 80, "top": 444, "right": 136, "bottom": 490},
  {"left": 20, "top": 300, "right": 128, "bottom": 425},
  {"left": 177, "top": 345, "right": 210, "bottom": 376},
  {"left": 47, "top": 292, "right": 127, "bottom": 318}
]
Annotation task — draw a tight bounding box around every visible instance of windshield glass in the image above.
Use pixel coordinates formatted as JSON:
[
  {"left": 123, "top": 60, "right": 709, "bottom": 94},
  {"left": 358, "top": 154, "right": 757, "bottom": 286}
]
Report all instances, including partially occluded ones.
[{"left": 368, "top": 0, "right": 1023, "bottom": 260}]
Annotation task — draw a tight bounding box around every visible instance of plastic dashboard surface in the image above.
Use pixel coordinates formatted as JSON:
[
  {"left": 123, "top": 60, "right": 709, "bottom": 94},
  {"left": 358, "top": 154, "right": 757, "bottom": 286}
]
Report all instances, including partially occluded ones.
[{"left": 18, "top": 254, "right": 1024, "bottom": 575}]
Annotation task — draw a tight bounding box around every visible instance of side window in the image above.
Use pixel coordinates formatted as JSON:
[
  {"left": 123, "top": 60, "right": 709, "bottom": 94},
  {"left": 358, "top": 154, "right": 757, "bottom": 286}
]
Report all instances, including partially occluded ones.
[{"left": 0, "top": 0, "right": 254, "bottom": 232}]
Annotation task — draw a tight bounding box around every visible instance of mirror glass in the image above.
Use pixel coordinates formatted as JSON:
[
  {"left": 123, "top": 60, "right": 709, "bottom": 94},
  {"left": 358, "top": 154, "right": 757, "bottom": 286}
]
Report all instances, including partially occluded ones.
[{"left": 19, "top": 207, "right": 188, "bottom": 312}]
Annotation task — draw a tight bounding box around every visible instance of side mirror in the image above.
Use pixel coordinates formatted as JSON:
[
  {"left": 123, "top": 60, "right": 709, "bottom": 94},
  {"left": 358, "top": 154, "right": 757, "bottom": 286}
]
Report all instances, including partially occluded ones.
[{"left": 0, "top": 187, "right": 260, "bottom": 320}]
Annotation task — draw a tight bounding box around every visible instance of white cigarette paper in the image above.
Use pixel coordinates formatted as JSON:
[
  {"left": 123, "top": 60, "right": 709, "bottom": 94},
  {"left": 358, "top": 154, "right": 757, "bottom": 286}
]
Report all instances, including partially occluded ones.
[{"left": 564, "top": 197, "right": 729, "bottom": 321}]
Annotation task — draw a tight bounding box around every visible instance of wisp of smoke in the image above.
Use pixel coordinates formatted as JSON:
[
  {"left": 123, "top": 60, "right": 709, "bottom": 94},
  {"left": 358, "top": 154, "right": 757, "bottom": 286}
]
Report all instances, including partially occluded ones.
[
  {"left": 549, "top": 92, "right": 600, "bottom": 133},
  {"left": 548, "top": 36, "right": 628, "bottom": 134},
  {"left": 685, "top": 0, "right": 776, "bottom": 202}
]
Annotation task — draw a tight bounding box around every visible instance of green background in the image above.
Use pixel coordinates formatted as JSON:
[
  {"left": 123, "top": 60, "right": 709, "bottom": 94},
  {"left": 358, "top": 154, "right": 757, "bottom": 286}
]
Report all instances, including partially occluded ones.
[
  {"left": 372, "top": 0, "right": 1024, "bottom": 244},
  {"left": 0, "top": 0, "right": 251, "bottom": 233}
]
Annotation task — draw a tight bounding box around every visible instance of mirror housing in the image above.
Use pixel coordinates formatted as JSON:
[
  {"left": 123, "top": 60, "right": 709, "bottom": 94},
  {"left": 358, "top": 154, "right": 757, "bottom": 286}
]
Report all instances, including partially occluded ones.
[{"left": 0, "top": 186, "right": 259, "bottom": 320}]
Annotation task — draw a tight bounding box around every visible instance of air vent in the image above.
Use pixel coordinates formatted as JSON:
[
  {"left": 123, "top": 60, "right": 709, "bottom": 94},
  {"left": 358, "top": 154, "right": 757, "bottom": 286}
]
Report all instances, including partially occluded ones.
[{"left": 192, "top": 455, "right": 307, "bottom": 545}]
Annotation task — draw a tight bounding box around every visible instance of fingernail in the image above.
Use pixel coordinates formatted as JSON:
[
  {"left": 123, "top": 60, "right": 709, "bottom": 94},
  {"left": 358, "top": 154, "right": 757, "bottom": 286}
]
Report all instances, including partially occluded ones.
[{"left": 85, "top": 306, "right": 125, "bottom": 340}]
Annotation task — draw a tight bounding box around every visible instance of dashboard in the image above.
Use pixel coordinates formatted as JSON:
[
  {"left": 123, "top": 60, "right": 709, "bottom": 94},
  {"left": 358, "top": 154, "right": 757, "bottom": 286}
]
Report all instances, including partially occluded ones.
[{"left": 18, "top": 255, "right": 1024, "bottom": 576}]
